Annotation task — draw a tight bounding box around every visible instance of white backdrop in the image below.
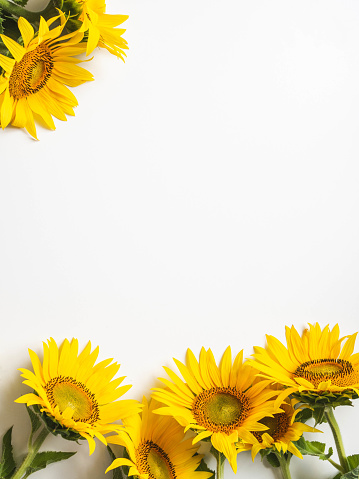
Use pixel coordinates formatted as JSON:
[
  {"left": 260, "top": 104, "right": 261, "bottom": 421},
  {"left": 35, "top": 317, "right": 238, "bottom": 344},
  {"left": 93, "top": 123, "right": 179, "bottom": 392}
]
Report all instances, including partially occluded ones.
[{"left": 1, "top": 1, "right": 359, "bottom": 478}]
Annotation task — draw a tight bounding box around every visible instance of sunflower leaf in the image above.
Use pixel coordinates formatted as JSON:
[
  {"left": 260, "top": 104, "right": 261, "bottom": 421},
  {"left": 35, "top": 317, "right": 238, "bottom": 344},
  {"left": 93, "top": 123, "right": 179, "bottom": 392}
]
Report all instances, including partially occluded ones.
[
  {"left": 340, "top": 465, "right": 359, "bottom": 479},
  {"left": 348, "top": 456, "right": 359, "bottom": 470},
  {"left": 107, "top": 446, "right": 127, "bottom": 479},
  {"left": 294, "top": 438, "right": 333, "bottom": 461},
  {"left": 0, "top": 427, "right": 16, "bottom": 479},
  {"left": 23, "top": 451, "right": 76, "bottom": 477}
]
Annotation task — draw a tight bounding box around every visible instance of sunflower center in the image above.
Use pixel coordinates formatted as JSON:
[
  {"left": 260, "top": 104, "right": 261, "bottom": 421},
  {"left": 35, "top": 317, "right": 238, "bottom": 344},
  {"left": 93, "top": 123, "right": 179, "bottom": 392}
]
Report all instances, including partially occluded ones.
[
  {"left": 192, "top": 387, "right": 250, "bottom": 434},
  {"left": 253, "top": 413, "right": 290, "bottom": 443},
  {"left": 9, "top": 43, "right": 53, "bottom": 100},
  {"left": 294, "top": 358, "right": 359, "bottom": 388},
  {"left": 136, "top": 441, "right": 176, "bottom": 479},
  {"left": 45, "top": 376, "right": 100, "bottom": 423}
]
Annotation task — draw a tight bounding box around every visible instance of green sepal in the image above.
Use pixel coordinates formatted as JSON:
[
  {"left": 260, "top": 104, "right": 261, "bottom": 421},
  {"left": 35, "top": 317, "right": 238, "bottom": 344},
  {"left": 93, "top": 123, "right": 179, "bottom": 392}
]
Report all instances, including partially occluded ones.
[
  {"left": 107, "top": 446, "right": 127, "bottom": 479},
  {"left": 26, "top": 407, "right": 42, "bottom": 436},
  {"left": 22, "top": 451, "right": 76, "bottom": 478},
  {"left": 265, "top": 452, "right": 280, "bottom": 468},
  {"left": 31, "top": 404, "right": 83, "bottom": 443},
  {"left": 291, "top": 390, "right": 358, "bottom": 411},
  {"left": 294, "top": 437, "right": 333, "bottom": 461},
  {"left": 293, "top": 406, "right": 314, "bottom": 424},
  {"left": 195, "top": 456, "right": 215, "bottom": 477},
  {"left": 0, "top": 427, "right": 16, "bottom": 479}
]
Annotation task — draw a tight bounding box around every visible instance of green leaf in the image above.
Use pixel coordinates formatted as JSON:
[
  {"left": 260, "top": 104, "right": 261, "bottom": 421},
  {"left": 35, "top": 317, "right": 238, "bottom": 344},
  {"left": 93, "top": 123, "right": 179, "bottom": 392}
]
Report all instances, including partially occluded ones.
[
  {"left": 0, "top": 427, "right": 16, "bottom": 479},
  {"left": 348, "top": 456, "right": 359, "bottom": 470},
  {"left": 340, "top": 465, "right": 359, "bottom": 479},
  {"left": 295, "top": 437, "right": 333, "bottom": 461},
  {"left": 23, "top": 451, "right": 76, "bottom": 477},
  {"left": 107, "top": 447, "right": 127, "bottom": 479},
  {"left": 332, "top": 474, "right": 342, "bottom": 479},
  {"left": 26, "top": 407, "right": 42, "bottom": 437}
]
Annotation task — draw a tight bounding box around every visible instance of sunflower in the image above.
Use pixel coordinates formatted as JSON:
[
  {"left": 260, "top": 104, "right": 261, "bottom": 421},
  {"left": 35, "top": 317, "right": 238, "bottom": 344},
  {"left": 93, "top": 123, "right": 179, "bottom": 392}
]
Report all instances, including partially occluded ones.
[
  {"left": 106, "top": 397, "right": 213, "bottom": 479},
  {"left": 236, "top": 398, "right": 320, "bottom": 460},
  {"left": 249, "top": 323, "right": 359, "bottom": 406},
  {"left": 0, "top": 14, "right": 93, "bottom": 139},
  {"left": 16, "top": 338, "right": 141, "bottom": 454},
  {"left": 151, "top": 347, "right": 281, "bottom": 473},
  {"left": 74, "top": 0, "right": 128, "bottom": 58}
]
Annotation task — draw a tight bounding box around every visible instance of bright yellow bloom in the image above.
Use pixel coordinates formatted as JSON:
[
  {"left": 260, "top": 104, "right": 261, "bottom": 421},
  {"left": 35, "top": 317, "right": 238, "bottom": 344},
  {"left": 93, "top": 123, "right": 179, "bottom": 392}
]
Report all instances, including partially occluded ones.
[
  {"left": 0, "top": 14, "right": 93, "bottom": 139},
  {"left": 16, "top": 338, "right": 141, "bottom": 454},
  {"left": 249, "top": 323, "right": 359, "bottom": 405},
  {"left": 106, "top": 397, "right": 212, "bottom": 479},
  {"left": 151, "top": 347, "right": 281, "bottom": 473},
  {"left": 237, "top": 399, "right": 320, "bottom": 460},
  {"left": 77, "top": 0, "right": 128, "bottom": 57}
]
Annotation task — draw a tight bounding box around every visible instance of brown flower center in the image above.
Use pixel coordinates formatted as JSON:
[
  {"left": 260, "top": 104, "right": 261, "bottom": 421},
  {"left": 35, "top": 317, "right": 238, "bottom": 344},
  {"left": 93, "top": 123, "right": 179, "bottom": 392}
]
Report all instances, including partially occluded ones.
[
  {"left": 192, "top": 387, "right": 250, "bottom": 434},
  {"left": 293, "top": 358, "right": 359, "bottom": 388},
  {"left": 9, "top": 43, "right": 53, "bottom": 100},
  {"left": 45, "top": 376, "right": 100, "bottom": 423},
  {"left": 136, "top": 441, "right": 176, "bottom": 479},
  {"left": 253, "top": 412, "right": 290, "bottom": 442}
]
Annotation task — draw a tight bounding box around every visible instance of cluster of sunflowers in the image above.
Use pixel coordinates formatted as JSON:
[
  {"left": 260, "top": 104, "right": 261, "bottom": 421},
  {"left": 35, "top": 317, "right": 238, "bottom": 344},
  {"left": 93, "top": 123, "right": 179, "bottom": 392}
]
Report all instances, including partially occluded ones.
[
  {"left": 0, "top": 0, "right": 127, "bottom": 139},
  {"left": 2, "top": 323, "right": 359, "bottom": 479}
]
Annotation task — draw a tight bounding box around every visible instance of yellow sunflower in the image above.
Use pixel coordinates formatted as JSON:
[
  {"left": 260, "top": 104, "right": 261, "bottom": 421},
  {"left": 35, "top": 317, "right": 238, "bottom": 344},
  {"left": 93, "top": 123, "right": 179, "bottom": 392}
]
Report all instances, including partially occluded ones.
[
  {"left": 75, "top": 0, "right": 128, "bottom": 58},
  {"left": 0, "top": 14, "right": 93, "bottom": 139},
  {"left": 249, "top": 323, "right": 359, "bottom": 406},
  {"left": 237, "top": 398, "right": 320, "bottom": 460},
  {"left": 106, "top": 397, "right": 213, "bottom": 479},
  {"left": 16, "top": 338, "right": 141, "bottom": 454},
  {"left": 151, "top": 347, "right": 282, "bottom": 473}
]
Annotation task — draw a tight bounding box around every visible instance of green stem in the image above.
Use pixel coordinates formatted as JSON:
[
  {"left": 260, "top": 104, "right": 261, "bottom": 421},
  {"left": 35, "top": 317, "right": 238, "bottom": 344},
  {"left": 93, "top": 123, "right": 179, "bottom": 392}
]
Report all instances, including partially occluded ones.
[
  {"left": 328, "top": 457, "right": 345, "bottom": 473},
  {"left": 11, "top": 427, "right": 49, "bottom": 479},
  {"left": 277, "top": 453, "right": 292, "bottom": 479},
  {"left": 210, "top": 446, "right": 225, "bottom": 479},
  {"left": 324, "top": 406, "right": 350, "bottom": 473},
  {"left": 0, "top": 0, "right": 58, "bottom": 23}
]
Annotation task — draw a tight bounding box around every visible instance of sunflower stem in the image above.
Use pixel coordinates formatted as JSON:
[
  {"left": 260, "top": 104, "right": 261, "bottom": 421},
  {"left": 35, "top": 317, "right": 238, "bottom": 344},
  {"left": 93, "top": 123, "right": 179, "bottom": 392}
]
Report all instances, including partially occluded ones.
[
  {"left": 11, "top": 427, "right": 49, "bottom": 479},
  {"left": 324, "top": 406, "right": 350, "bottom": 473},
  {"left": 0, "top": 0, "right": 57, "bottom": 24},
  {"left": 328, "top": 457, "right": 345, "bottom": 473},
  {"left": 277, "top": 453, "right": 292, "bottom": 479},
  {"left": 210, "top": 446, "right": 225, "bottom": 479}
]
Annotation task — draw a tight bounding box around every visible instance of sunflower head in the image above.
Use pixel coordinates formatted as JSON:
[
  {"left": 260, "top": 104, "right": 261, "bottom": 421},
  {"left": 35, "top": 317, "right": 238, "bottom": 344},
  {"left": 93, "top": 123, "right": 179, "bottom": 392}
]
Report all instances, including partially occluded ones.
[
  {"left": 151, "top": 347, "right": 282, "bottom": 473},
  {"left": 106, "top": 397, "right": 213, "bottom": 479},
  {"left": 249, "top": 323, "right": 359, "bottom": 407},
  {"left": 237, "top": 398, "right": 321, "bottom": 461},
  {"left": 16, "top": 338, "right": 142, "bottom": 454}
]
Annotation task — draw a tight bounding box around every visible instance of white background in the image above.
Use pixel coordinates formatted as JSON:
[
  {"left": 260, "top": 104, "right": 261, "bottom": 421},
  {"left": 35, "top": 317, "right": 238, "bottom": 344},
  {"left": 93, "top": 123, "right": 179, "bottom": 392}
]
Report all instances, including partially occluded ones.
[{"left": 1, "top": 0, "right": 359, "bottom": 478}]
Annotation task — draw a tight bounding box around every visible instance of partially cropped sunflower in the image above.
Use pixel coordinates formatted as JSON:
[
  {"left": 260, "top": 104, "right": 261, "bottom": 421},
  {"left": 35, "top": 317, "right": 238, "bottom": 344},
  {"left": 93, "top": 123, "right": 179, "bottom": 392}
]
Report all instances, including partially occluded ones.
[
  {"left": 249, "top": 323, "right": 359, "bottom": 406},
  {"left": 0, "top": 14, "right": 93, "bottom": 139},
  {"left": 106, "top": 397, "right": 212, "bottom": 479},
  {"left": 151, "top": 347, "right": 281, "bottom": 473},
  {"left": 237, "top": 398, "right": 320, "bottom": 460},
  {"left": 75, "top": 0, "right": 128, "bottom": 58},
  {"left": 16, "top": 338, "right": 141, "bottom": 454}
]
